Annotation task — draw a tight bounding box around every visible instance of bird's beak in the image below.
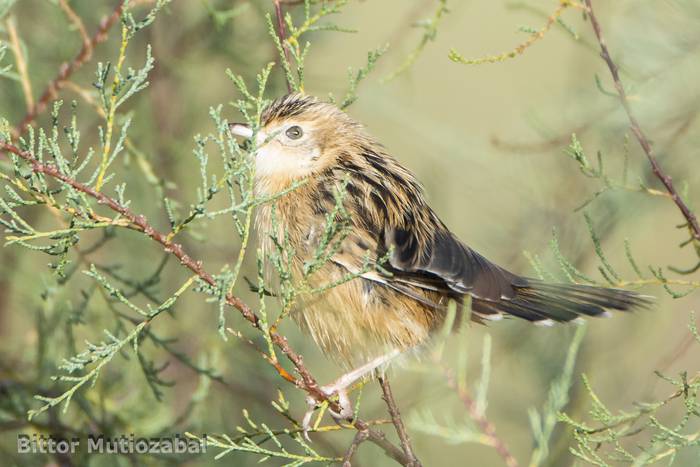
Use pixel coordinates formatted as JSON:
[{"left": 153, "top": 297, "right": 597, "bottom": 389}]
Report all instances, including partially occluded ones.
[{"left": 229, "top": 122, "right": 253, "bottom": 139}]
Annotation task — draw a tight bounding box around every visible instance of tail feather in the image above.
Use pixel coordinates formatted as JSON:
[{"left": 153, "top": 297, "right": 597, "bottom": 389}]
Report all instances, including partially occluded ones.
[
  {"left": 472, "top": 279, "right": 652, "bottom": 324},
  {"left": 529, "top": 282, "right": 645, "bottom": 310}
]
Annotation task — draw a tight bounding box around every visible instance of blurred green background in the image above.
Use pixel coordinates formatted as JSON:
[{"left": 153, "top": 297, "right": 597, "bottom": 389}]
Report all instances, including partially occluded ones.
[{"left": 1, "top": 0, "right": 699, "bottom": 465}]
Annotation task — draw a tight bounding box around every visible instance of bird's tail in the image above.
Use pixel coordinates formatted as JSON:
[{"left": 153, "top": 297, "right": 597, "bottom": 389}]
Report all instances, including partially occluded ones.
[{"left": 471, "top": 280, "right": 652, "bottom": 324}]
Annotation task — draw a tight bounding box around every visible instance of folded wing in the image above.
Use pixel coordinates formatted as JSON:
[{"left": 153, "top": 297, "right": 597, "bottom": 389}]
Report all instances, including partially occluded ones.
[{"left": 382, "top": 224, "right": 650, "bottom": 323}]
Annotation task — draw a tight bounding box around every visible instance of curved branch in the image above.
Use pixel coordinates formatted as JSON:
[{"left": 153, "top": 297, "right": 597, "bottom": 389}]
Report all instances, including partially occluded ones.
[
  {"left": 378, "top": 376, "right": 421, "bottom": 467},
  {"left": 0, "top": 140, "right": 411, "bottom": 466},
  {"left": 273, "top": 0, "right": 293, "bottom": 93},
  {"left": 442, "top": 364, "right": 519, "bottom": 467},
  {"left": 583, "top": 0, "right": 700, "bottom": 244},
  {"left": 11, "top": 1, "right": 126, "bottom": 139}
]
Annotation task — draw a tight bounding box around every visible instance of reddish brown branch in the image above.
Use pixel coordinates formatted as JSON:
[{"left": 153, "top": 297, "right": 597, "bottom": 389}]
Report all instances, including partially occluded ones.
[
  {"left": 1, "top": 143, "right": 272, "bottom": 369},
  {"left": 58, "top": 0, "right": 92, "bottom": 53},
  {"left": 11, "top": 1, "right": 126, "bottom": 139},
  {"left": 361, "top": 426, "right": 411, "bottom": 466},
  {"left": 272, "top": 0, "right": 293, "bottom": 93},
  {"left": 378, "top": 376, "right": 421, "bottom": 467},
  {"left": 342, "top": 429, "right": 369, "bottom": 467},
  {"left": 442, "top": 365, "right": 518, "bottom": 467},
  {"left": 1, "top": 0, "right": 127, "bottom": 337},
  {"left": 0, "top": 140, "right": 411, "bottom": 465},
  {"left": 584, "top": 0, "right": 700, "bottom": 244}
]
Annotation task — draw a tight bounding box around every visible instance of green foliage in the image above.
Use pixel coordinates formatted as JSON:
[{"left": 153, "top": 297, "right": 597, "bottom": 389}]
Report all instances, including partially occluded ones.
[
  {"left": 448, "top": 0, "right": 574, "bottom": 65},
  {"left": 94, "top": 0, "right": 169, "bottom": 191},
  {"left": 564, "top": 133, "right": 669, "bottom": 213},
  {"left": 382, "top": 0, "right": 449, "bottom": 83},
  {"left": 186, "top": 392, "right": 347, "bottom": 465},
  {"left": 28, "top": 272, "right": 195, "bottom": 420},
  {"left": 529, "top": 324, "right": 586, "bottom": 466},
  {"left": 266, "top": 0, "right": 352, "bottom": 93},
  {"left": 0, "top": 40, "right": 13, "bottom": 80},
  {"left": 338, "top": 45, "right": 388, "bottom": 110},
  {"left": 560, "top": 317, "right": 700, "bottom": 466},
  {"left": 0, "top": 0, "right": 15, "bottom": 20},
  {"left": 1, "top": 1, "right": 699, "bottom": 466},
  {"left": 407, "top": 309, "right": 589, "bottom": 467},
  {"left": 517, "top": 134, "right": 700, "bottom": 302},
  {"left": 558, "top": 135, "right": 700, "bottom": 298},
  {"left": 407, "top": 331, "right": 496, "bottom": 446},
  {"left": 0, "top": 1, "right": 401, "bottom": 462},
  {"left": 204, "top": 2, "right": 249, "bottom": 30}
]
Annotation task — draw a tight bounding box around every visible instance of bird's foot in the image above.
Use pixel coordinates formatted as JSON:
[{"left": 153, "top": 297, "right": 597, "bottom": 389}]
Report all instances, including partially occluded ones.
[
  {"left": 300, "top": 350, "right": 401, "bottom": 441},
  {"left": 302, "top": 384, "right": 353, "bottom": 441}
]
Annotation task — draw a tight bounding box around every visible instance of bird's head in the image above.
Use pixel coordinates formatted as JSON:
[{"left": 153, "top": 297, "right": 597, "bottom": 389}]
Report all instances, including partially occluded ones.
[{"left": 230, "top": 94, "right": 364, "bottom": 187}]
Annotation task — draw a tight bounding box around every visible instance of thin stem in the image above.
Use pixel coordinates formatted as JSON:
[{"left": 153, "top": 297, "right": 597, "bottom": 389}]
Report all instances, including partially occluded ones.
[
  {"left": 11, "top": 0, "right": 126, "bottom": 139},
  {"left": 581, "top": 374, "right": 700, "bottom": 435},
  {"left": 342, "top": 430, "right": 369, "bottom": 467},
  {"left": 95, "top": 23, "right": 129, "bottom": 191},
  {"left": 27, "top": 275, "right": 197, "bottom": 420},
  {"left": 58, "top": 0, "right": 92, "bottom": 52},
  {"left": 614, "top": 278, "right": 700, "bottom": 289},
  {"left": 450, "top": 1, "right": 583, "bottom": 65},
  {"left": 583, "top": 0, "right": 700, "bottom": 244},
  {"left": 228, "top": 201, "right": 254, "bottom": 295},
  {"left": 362, "top": 426, "right": 412, "bottom": 466},
  {"left": 62, "top": 80, "right": 165, "bottom": 197},
  {"left": 5, "top": 16, "right": 34, "bottom": 113},
  {"left": 0, "top": 140, "right": 412, "bottom": 466},
  {"left": 273, "top": 0, "right": 293, "bottom": 93},
  {"left": 378, "top": 376, "right": 421, "bottom": 467},
  {"left": 442, "top": 364, "right": 519, "bottom": 467}
]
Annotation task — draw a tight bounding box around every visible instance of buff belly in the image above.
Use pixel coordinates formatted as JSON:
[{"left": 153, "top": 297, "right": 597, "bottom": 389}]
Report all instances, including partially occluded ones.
[{"left": 294, "top": 264, "right": 443, "bottom": 368}]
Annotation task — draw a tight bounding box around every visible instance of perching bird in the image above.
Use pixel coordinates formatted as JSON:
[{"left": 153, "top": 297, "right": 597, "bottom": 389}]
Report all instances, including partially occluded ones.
[{"left": 230, "top": 93, "right": 650, "bottom": 425}]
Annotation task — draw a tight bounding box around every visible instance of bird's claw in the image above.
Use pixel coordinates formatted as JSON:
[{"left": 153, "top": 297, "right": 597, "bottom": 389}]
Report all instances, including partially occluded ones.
[
  {"left": 302, "top": 395, "right": 317, "bottom": 442},
  {"left": 302, "top": 385, "right": 353, "bottom": 442}
]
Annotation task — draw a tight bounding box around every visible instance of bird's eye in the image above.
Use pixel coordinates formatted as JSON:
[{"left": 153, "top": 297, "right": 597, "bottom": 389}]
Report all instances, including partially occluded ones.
[{"left": 285, "top": 125, "right": 303, "bottom": 140}]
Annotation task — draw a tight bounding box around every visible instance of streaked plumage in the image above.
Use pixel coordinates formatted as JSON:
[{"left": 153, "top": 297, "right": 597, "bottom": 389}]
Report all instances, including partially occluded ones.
[{"left": 237, "top": 94, "right": 650, "bottom": 368}]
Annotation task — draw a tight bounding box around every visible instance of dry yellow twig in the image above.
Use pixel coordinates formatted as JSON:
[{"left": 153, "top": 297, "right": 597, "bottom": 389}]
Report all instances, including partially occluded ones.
[
  {"left": 5, "top": 16, "right": 34, "bottom": 112},
  {"left": 449, "top": 0, "right": 584, "bottom": 65},
  {"left": 58, "top": 0, "right": 92, "bottom": 55}
]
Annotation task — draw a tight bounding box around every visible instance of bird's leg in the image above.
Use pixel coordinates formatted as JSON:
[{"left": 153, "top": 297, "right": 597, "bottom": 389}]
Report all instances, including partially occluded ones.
[
  {"left": 302, "top": 349, "right": 401, "bottom": 437},
  {"left": 323, "top": 348, "right": 402, "bottom": 405}
]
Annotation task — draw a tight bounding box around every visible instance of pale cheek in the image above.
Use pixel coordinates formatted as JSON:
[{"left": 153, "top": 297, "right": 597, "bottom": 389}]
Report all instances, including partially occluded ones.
[{"left": 254, "top": 144, "right": 318, "bottom": 180}]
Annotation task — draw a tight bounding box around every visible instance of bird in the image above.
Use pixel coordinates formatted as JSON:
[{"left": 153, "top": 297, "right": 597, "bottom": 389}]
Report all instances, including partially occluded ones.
[{"left": 230, "top": 93, "right": 650, "bottom": 429}]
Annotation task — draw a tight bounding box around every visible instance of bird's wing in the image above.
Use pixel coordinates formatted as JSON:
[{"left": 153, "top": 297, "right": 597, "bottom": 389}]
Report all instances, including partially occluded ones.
[
  {"left": 321, "top": 168, "right": 647, "bottom": 322},
  {"left": 383, "top": 226, "right": 526, "bottom": 301},
  {"left": 329, "top": 223, "right": 526, "bottom": 310},
  {"left": 382, "top": 225, "right": 648, "bottom": 322},
  {"left": 329, "top": 231, "right": 447, "bottom": 309}
]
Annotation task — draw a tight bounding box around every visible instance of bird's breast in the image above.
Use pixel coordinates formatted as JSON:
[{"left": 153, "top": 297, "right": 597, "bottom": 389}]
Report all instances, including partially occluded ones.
[{"left": 254, "top": 182, "right": 442, "bottom": 368}]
